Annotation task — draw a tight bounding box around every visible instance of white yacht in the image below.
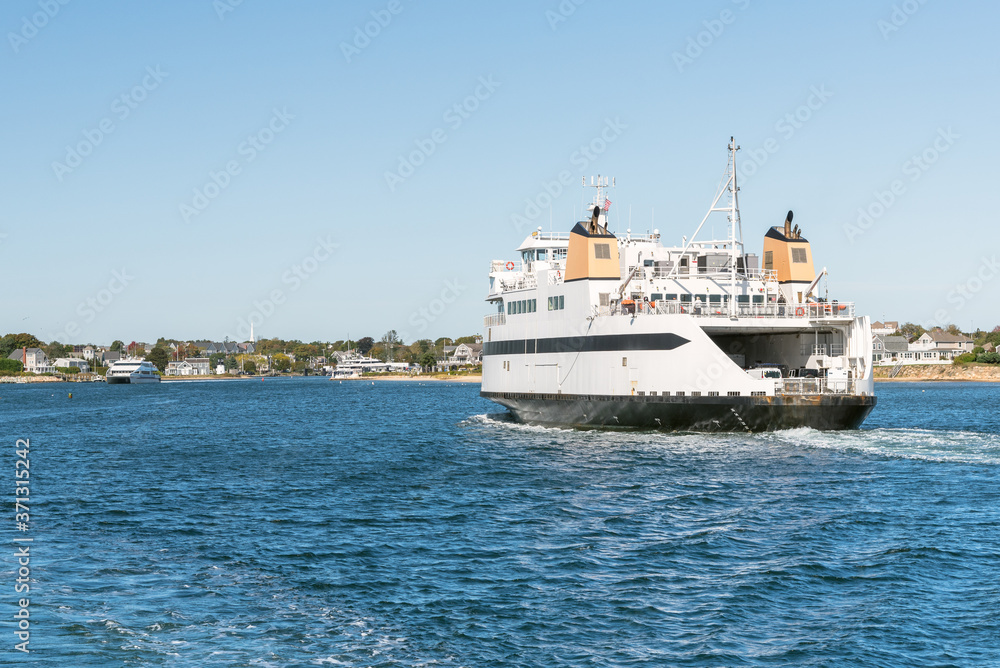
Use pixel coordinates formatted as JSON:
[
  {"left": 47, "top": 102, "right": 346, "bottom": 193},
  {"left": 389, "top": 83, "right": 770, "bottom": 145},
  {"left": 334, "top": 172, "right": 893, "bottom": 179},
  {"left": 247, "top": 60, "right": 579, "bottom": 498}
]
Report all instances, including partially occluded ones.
[
  {"left": 330, "top": 351, "right": 412, "bottom": 378},
  {"left": 481, "top": 138, "right": 876, "bottom": 431},
  {"left": 105, "top": 359, "right": 161, "bottom": 384}
]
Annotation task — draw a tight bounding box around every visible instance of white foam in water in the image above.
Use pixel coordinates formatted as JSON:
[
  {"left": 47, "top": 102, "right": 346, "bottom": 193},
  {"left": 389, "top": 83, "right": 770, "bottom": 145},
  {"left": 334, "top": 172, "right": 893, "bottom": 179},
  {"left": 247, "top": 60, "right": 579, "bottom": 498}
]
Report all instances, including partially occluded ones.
[
  {"left": 770, "top": 426, "right": 1000, "bottom": 464},
  {"left": 469, "top": 412, "right": 1000, "bottom": 465}
]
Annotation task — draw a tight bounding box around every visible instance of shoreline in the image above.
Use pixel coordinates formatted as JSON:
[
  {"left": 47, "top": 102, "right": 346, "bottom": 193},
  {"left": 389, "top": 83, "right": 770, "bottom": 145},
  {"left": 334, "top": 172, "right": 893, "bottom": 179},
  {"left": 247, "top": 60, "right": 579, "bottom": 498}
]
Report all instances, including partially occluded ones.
[
  {"left": 873, "top": 364, "right": 1000, "bottom": 382},
  {"left": 335, "top": 374, "right": 482, "bottom": 383}
]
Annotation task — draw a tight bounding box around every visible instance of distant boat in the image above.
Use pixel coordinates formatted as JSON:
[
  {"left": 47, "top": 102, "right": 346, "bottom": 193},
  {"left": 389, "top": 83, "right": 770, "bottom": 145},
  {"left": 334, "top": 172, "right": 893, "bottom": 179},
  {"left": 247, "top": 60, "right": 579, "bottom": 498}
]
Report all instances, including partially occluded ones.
[{"left": 106, "top": 359, "right": 160, "bottom": 384}]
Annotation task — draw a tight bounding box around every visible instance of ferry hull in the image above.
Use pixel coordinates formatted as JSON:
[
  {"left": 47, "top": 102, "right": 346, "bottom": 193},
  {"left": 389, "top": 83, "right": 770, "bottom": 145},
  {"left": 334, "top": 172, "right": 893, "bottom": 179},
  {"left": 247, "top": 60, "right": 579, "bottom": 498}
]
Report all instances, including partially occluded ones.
[
  {"left": 482, "top": 392, "right": 876, "bottom": 432},
  {"left": 106, "top": 376, "right": 160, "bottom": 384}
]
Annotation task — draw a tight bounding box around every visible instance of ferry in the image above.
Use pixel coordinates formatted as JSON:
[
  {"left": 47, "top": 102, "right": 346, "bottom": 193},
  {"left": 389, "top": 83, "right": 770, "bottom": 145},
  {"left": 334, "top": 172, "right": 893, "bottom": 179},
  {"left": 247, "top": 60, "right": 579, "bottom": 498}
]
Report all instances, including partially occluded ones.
[
  {"left": 105, "top": 359, "right": 161, "bottom": 384},
  {"left": 481, "top": 139, "right": 876, "bottom": 431}
]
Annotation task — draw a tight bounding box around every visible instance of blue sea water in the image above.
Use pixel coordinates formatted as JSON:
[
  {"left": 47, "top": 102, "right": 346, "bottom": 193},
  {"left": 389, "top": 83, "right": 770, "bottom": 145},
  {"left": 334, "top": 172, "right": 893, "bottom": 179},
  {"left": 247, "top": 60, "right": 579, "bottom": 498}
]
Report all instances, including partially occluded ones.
[{"left": 2, "top": 378, "right": 999, "bottom": 667}]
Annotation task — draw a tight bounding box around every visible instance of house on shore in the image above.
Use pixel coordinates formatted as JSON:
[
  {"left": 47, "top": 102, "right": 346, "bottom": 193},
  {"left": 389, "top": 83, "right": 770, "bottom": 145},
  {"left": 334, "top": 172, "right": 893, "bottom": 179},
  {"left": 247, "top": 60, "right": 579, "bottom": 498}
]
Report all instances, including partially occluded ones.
[
  {"left": 437, "top": 342, "right": 483, "bottom": 371},
  {"left": 165, "top": 357, "right": 212, "bottom": 376},
  {"left": 53, "top": 358, "right": 91, "bottom": 373},
  {"left": 874, "top": 329, "right": 974, "bottom": 365},
  {"left": 6, "top": 348, "right": 56, "bottom": 374},
  {"left": 910, "top": 331, "right": 974, "bottom": 357},
  {"left": 871, "top": 321, "right": 900, "bottom": 337}
]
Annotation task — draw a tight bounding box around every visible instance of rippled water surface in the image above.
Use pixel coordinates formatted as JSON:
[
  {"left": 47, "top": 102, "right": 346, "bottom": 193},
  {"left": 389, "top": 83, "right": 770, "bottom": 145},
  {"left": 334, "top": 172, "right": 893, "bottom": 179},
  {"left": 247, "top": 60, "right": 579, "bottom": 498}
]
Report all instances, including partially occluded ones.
[{"left": 2, "top": 379, "right": 999, "bottom": 666}]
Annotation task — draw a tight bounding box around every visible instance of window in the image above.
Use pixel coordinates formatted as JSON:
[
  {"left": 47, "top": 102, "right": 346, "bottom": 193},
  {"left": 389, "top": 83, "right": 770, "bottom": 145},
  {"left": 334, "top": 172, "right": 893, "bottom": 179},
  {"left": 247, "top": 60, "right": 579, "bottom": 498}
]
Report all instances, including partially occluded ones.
[
  {"left": 680, "top": 294, "right": 692, "bottom": 303},
  {"left": 651, "top": 293, "right": 663, "bottom": 301},
  {"left": 622, "top": 357, "right": 628, "bottom": 367},
  {"left": 737, "top": 295, "right": 750, "bottom": 304},
  {"left": 595, "top": 243, "right": 611, "bottom": 259},
  {"left": 548, "top": 297, "right": 554, "bottom": 311},
  {"left": 764, "top": 250, "right": 773, "bottom": 270},
  {"left": 665, "top": 293, "right": 678, "bottom": 301},
  {"left": 599, "top": 293, "right": 609, "bottom": 307},
  {"left": 752, "top": 295, "right": 764, "bottom": 304},
  {"left": 537, "top": 249, "right": 547, "bottom": 260},
  {"left": 507, "top": 302, "right": 511, "bottom": 315},
  {"left": 791, "top": 247, "right": 807, "bottom": 263},
  {"left": 709, "top": 295, "right": 722, "bottom": 304},
  {"left": 558, "top": 295, "right": 565, "bottom": 310}
]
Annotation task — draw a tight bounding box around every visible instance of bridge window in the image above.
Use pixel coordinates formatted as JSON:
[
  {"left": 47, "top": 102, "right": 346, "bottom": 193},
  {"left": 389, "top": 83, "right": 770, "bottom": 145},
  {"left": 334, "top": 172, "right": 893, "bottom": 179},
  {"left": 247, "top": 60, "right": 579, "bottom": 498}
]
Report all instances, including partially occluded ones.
[
  {"left": 595, "top": 243, "right": 611, "bottom": 259},
  {"left": 792, "top": 247, "right": 807, "bottom": 263}
]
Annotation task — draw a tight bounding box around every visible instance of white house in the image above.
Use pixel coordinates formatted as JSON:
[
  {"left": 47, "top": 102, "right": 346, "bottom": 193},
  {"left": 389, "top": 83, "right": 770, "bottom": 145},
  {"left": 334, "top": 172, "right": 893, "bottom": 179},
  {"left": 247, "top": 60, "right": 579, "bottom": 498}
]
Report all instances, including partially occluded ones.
[
  {"left": 165, "top": 357, "right": 211, "bottom": 376},
  {"left": 910, "top": 331, "right": 974, "bottom": 357},
  {"left": 6, "top": 348, "right": 56, "bottom": 374},
  {"left": 53, "top": 358, "right": 91, "bottom": 373},
  {"left": 874, "top": 330, "right": 973, "bottom": 365},
  {"left": 871, "top": 320, "right": 900, "bottom": 337}
]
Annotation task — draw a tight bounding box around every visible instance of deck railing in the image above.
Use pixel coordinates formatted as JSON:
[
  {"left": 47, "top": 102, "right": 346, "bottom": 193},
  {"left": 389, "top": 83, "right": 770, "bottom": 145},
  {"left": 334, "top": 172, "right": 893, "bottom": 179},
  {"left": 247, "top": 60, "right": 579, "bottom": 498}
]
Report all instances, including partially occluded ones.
[
  {"left": 777, "top": 377, "right": 856, "bottom": 395},
  {"left": 601, "top": 301, "right": 855, "bottom": 320},
  {"left": 483, "top": 313, "right": 506, "bottom": 328}
]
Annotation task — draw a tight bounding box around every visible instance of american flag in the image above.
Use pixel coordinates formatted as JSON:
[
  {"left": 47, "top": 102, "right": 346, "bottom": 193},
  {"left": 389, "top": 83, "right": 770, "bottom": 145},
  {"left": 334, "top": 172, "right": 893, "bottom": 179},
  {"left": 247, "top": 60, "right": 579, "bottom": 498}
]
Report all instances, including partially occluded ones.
[{"left": 604, "top": 198, "right": 612, "bottom": 212}]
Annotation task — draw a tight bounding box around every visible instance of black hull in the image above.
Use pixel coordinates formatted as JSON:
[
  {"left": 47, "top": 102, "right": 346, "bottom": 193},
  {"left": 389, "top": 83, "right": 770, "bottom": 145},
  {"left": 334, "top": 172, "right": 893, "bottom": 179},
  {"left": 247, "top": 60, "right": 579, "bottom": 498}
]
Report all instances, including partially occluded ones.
[{"left": 481, "top": 391, "right": 876, "bottom": 432}]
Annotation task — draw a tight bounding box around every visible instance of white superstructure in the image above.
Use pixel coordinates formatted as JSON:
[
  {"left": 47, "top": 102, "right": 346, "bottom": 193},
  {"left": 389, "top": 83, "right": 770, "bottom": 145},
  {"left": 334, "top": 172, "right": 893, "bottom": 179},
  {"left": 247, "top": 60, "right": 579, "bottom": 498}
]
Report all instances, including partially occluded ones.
[
  {"left": 106, "top": 359, "right": 161, "bottom": 384},
  {"left": 481, "top": 139, "right": 876, "bottom": 431}
]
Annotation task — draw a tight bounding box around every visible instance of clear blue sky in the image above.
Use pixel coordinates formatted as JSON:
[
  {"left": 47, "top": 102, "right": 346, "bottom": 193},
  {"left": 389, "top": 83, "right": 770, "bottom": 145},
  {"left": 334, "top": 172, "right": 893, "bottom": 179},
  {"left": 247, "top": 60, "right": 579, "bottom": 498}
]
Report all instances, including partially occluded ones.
[{"left": 3, "top": 0, "right": 998, "bottom": 345}]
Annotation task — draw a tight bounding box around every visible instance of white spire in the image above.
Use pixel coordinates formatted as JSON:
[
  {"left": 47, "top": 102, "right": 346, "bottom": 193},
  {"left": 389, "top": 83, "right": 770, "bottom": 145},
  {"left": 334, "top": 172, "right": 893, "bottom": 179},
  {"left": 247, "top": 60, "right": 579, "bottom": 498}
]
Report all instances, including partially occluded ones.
[{"left": 250, "top": 322, "right": 255, "bottom": 343}]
